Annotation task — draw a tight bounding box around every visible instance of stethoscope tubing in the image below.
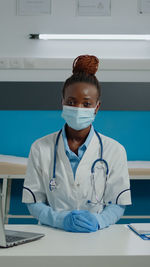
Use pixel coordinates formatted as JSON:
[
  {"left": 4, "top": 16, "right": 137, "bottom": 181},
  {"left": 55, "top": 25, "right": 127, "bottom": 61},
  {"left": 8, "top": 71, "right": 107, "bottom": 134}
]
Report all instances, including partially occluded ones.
[
  {"left": 50, "top": 127, "right": 109, "bottom": 206},
  {"left": 53, "top": 129, "right": 62, "bottom": 179},
  {"left": 53, "top": 128, "right": 108, "bottom": 177},
  {"left": 91, "top": 158, "right": 109, "bottom": 175}
]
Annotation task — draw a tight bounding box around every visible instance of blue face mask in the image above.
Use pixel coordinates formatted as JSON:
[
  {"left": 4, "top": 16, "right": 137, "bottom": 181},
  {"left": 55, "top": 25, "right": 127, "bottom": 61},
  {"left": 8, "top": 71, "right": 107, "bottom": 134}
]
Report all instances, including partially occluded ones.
[{"left": 61, "top": 105, "right": 97, "bottom": 130}]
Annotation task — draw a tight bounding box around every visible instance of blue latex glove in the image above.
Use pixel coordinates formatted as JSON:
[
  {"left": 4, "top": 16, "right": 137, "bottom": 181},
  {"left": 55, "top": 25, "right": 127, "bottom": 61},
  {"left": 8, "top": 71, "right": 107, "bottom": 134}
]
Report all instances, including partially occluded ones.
[
  {"left": 63, "top": 210, "right": 99, "bottom": 233},
  {"left": 94, "top": 204, "right": 125, "bottom": 229},
  {"left": 27, "top": 203, "right": 69, "bottom": 229}
]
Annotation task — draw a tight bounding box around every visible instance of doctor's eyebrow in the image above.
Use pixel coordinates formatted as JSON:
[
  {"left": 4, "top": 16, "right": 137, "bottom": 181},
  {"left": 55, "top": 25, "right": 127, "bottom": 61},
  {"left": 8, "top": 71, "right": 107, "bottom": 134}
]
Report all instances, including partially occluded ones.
[
  {"left": 83, "top": 97, "right": 92, "bottom": 100},
  {"left": 67, "top": 96, "right": 92, "bottom": 100}
]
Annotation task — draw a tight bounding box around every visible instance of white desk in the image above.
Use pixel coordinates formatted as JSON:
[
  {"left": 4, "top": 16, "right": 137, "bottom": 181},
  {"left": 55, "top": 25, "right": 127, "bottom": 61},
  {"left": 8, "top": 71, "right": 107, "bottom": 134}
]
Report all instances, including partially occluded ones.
[
  {"left": 0, "top": 155, "right": 27, "bottom": 222},
  {"left": 0, "top": 224, "right": 150, "bottom": 267}
]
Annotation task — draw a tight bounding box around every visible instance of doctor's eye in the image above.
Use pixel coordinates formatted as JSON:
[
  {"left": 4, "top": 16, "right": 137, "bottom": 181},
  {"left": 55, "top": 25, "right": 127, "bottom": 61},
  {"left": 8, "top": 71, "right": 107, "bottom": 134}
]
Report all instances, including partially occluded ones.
[
  {"left": 67, "top": 100, "right": 75, "bottom": 106},
  {"left": 83, "top": 102, "right": 92, "bottom": 107}
]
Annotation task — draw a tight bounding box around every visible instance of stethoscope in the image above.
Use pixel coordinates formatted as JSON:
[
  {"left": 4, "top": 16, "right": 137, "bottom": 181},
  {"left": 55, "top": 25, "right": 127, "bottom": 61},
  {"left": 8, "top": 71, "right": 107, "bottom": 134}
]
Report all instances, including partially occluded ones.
[{"left": 49, "top": 128, "right": 109, "bottom": 205}]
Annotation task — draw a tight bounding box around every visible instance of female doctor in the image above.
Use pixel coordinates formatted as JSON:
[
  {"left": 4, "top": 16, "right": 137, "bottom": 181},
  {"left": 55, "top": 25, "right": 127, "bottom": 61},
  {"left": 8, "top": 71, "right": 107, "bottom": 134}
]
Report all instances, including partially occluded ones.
[{"left": 22, "top": 55, "right": 131, "bottom": 233}]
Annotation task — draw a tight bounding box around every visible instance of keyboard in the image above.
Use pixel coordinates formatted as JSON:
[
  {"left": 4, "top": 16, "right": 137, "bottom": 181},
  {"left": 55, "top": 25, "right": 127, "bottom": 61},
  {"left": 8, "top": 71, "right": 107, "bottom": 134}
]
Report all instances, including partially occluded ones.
[{"left": 6, "top": 235, "right": 25, "bottom": 243}]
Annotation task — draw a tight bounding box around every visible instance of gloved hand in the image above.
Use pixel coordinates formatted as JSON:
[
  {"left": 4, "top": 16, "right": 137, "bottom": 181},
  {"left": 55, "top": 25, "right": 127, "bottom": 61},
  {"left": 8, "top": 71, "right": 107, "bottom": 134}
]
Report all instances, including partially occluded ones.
[{"left": 63, "top": 210, "right": 99, "bottom": 233}]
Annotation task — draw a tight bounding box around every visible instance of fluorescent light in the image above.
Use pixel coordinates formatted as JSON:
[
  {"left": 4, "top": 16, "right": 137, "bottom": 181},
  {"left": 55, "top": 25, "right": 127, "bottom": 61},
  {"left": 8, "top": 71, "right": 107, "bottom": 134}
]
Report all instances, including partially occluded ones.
[{"left": 29, "top": 34, "right": 150, "bottom": 41}]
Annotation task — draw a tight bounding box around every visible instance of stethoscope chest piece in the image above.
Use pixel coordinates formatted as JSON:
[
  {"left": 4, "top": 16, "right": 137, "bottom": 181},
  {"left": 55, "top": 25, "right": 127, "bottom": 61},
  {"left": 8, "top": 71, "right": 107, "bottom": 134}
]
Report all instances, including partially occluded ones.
[{"left": 49, "top": 178, "right": 57, "bottom": 192}]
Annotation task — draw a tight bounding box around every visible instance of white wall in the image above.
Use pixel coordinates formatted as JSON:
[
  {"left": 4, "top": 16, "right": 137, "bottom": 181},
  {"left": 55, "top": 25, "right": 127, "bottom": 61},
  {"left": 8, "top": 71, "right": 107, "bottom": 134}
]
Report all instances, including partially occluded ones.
[{"left": 0, "top": 0, "right": 150, "bottom": 81}]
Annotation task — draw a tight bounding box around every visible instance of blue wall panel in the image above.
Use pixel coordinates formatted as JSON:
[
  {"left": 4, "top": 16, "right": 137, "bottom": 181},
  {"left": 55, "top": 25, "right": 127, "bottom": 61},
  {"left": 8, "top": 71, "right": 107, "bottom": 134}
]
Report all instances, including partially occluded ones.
[{"left": 0, "top": 110, "right": 150, "bottom": 160}]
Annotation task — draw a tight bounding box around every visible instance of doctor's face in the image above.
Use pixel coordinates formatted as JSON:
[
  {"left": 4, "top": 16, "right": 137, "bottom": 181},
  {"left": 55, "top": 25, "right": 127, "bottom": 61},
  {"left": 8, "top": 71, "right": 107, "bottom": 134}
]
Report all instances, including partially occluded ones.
[{"left": 62, "top": 82, "right": 100, "bottom": 113}]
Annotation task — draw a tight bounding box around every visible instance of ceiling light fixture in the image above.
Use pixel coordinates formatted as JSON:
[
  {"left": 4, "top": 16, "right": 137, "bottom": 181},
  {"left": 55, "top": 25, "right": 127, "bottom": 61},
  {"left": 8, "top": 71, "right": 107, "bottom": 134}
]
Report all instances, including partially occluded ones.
[{"left": 29, "top": 34, "right": 150, "bottom": 41}]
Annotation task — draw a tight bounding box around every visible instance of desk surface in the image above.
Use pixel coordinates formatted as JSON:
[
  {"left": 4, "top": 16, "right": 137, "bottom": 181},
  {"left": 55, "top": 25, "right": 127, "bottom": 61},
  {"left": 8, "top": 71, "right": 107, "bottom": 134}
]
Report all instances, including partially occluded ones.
[{"left": 0, "top": 224, "right": 150, "bottom": 267}]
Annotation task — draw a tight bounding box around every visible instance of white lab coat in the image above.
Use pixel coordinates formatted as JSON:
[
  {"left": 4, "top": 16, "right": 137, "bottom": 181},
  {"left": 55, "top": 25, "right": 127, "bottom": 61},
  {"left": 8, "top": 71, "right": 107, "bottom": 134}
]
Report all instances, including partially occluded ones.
[{"left": 22, "top": 130, "right": 131, "bottom": 213}]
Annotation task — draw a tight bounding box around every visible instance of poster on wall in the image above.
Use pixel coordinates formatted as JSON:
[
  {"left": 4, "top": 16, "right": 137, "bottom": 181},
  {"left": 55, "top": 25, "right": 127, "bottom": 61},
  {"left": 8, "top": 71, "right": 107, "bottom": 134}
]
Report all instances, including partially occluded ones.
[
  {"left": 137, "top": 0, "right": 150, "bottom": 14},
  {"left": 77, "top": 0, "right": 111, "bottom": 16},
  {"left": 17, "top": 0, "right": 51, "bottom": 16}
]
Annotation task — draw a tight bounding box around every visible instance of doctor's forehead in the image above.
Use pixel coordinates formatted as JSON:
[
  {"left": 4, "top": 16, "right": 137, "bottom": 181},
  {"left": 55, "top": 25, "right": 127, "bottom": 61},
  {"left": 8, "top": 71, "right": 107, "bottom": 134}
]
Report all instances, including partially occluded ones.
[{"left": 63, "top": 82, "right": 98, "bottom": 99}]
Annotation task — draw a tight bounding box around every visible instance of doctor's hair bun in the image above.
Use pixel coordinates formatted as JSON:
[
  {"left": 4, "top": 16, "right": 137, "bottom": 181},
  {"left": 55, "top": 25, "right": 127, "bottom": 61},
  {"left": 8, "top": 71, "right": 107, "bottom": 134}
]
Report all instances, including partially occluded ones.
[
  {"left": 72, "top": 55, "right": 99, "bottom": 75},
  {"left": 62, "top": 54, "right": 101, "bottom": 100}
]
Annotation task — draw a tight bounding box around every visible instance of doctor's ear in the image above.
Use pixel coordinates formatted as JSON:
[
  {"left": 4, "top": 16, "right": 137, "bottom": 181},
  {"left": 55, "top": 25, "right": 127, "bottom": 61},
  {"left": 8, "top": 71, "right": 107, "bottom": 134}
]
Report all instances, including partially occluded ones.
[
  {"left": 95, "top": 101, "right": 101, "bottom": 114},
  {"left": 61, "top": 97, "right": 65, "bottom": 106}
]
